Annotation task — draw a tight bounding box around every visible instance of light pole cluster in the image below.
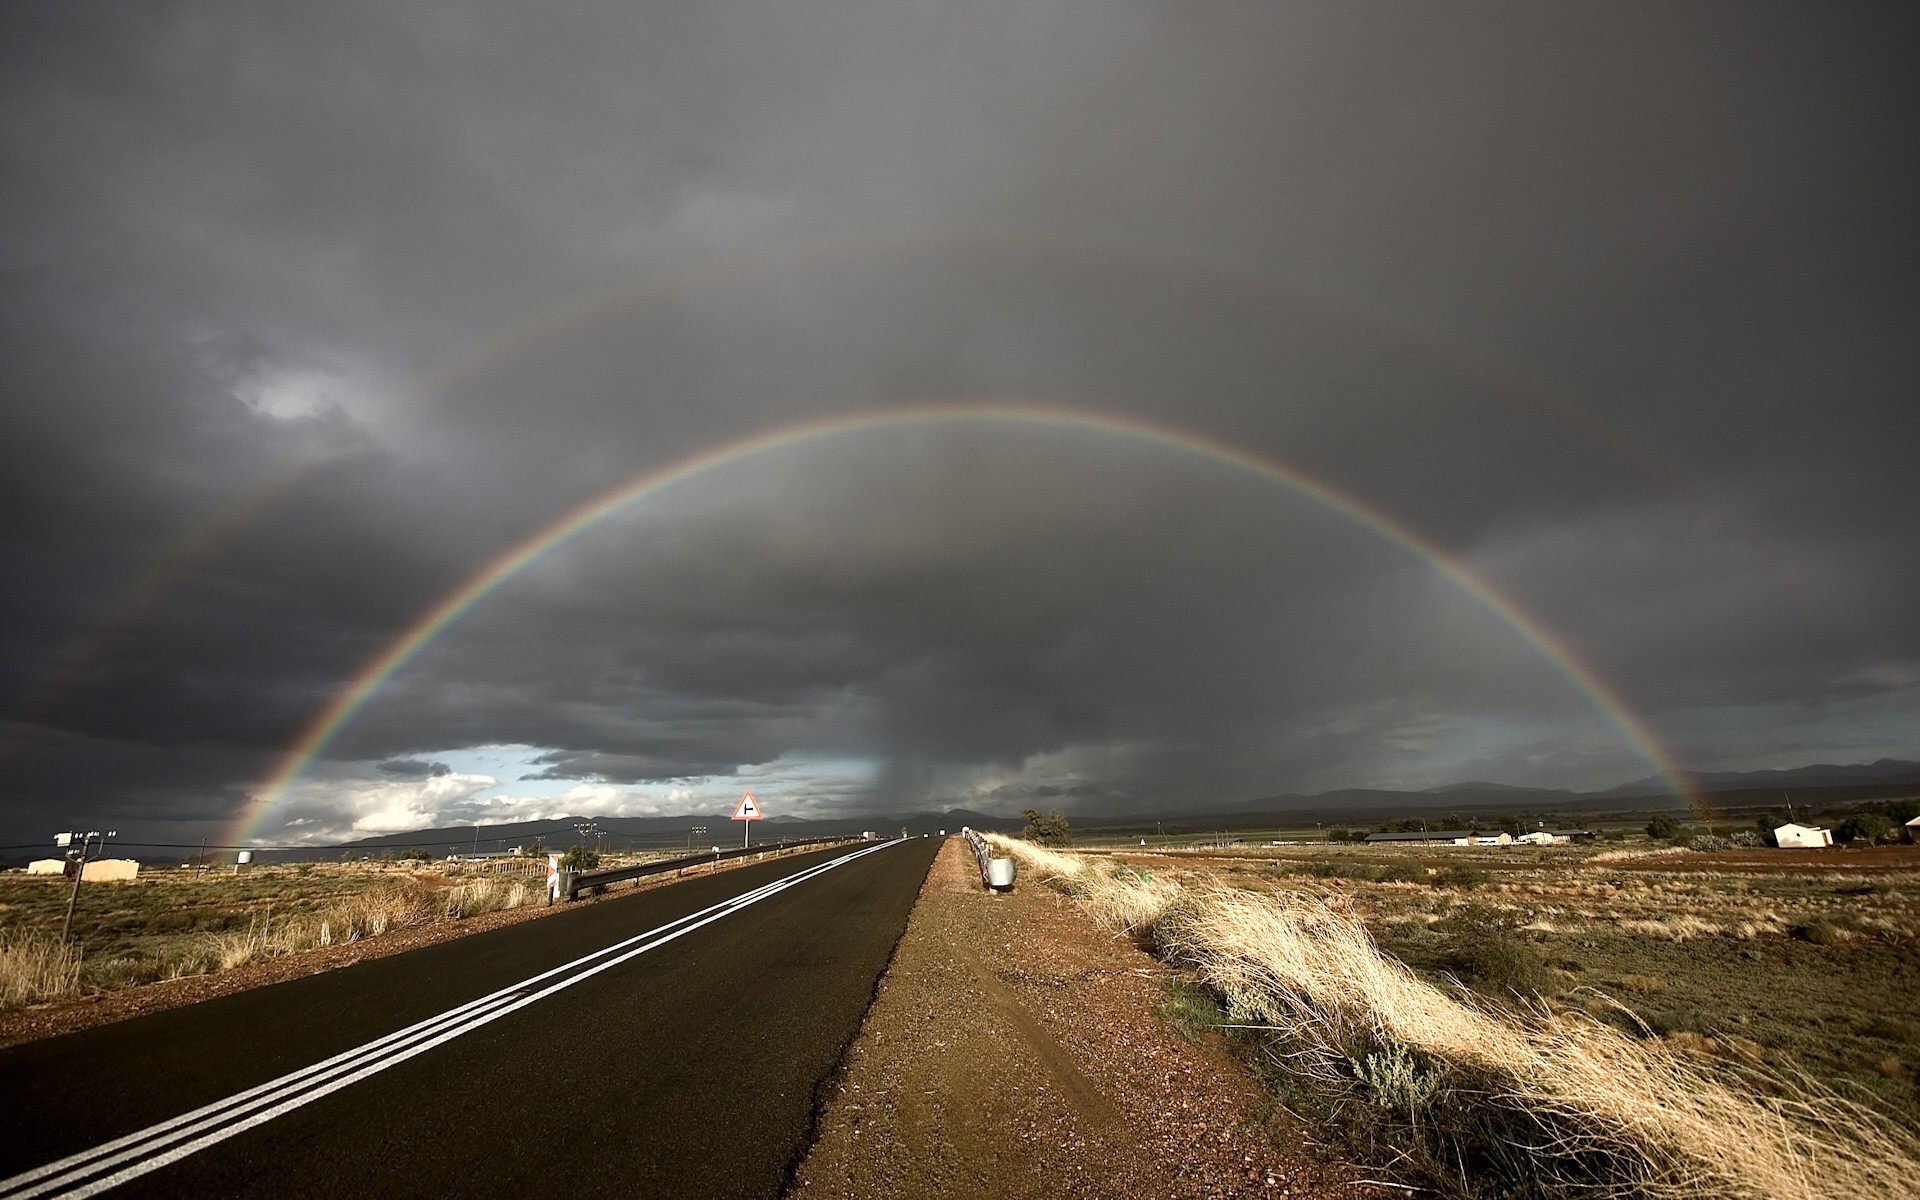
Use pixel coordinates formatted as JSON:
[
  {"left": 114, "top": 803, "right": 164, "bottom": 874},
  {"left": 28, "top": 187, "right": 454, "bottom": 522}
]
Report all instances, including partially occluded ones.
[{"left": 53, "top": 829, "right": 116, "bottom": 940}]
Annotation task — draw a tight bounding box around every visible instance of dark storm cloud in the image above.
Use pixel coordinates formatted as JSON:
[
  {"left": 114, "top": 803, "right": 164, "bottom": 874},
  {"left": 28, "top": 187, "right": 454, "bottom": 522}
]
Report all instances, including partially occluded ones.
[{"left": 1, "top": 2, "right": 1915, "bottom": 844}]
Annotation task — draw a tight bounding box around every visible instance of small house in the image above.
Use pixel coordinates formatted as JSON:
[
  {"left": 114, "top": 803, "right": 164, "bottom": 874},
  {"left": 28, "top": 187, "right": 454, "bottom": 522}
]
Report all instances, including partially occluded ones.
[
  {"left": 1905, "top": 815, "right": 1920, "bottom": 843},
  {"left": 1773, "top": 823, "right": 1833, "bottom": 849},
  {"left": 26, "top": 858, "right": 67, "bottom": 875}
]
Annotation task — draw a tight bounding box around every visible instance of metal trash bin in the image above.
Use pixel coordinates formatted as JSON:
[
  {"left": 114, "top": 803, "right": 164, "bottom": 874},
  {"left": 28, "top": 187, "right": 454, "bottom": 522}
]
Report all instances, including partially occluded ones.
[{"left": 987, "top": 857, "right": 1016, "bottom": 891}]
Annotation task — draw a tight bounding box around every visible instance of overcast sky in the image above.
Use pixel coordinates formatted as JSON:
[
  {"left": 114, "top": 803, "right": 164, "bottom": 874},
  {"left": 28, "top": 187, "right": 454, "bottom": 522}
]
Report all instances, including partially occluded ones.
[{"left": 2, "top": 2, "right": 1915, "bottom": 848}]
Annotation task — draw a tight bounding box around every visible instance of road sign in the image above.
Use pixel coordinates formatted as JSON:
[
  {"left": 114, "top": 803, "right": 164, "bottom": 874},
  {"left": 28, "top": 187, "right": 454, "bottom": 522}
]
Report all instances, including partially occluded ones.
[
  {"left": 732, "top": 792, "right": 762, "bottom": 849},
  {"left": 546, "top": 853, "right": 561, "bottom": 902}
]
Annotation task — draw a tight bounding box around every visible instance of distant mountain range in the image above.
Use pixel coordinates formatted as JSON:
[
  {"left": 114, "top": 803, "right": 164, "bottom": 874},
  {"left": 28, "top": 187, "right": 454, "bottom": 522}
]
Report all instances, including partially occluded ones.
[
  {"left": 18, "top": 761, "right": 1915, "bottom": 867},
  {"left": 1166, "top": 759, "right": 1920, "bottom": 830},
  {"left": 1602, "top": 758, "right": 1920, "bottom": 795},
  {"left": 326, "top": 807, "right": 1018, "bottom": 858},
  {"left": 204, "top": 759, "right": 1920, "bottom": 858}
]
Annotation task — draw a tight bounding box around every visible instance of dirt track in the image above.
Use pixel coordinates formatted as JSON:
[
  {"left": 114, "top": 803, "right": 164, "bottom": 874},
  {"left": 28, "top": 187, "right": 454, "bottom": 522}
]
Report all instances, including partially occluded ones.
[{"left": 789, "top": 839, "right": 1359, "bottom": 1199}]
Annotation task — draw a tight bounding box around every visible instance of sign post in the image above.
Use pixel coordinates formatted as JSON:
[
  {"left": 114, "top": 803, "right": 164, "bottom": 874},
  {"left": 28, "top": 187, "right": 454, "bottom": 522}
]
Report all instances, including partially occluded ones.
[
  {"left": 546, "top": 853, "right": 561, "bottom": 905},
  {"left": 731, "top": 791, "right": 763, "bottom": 848}
]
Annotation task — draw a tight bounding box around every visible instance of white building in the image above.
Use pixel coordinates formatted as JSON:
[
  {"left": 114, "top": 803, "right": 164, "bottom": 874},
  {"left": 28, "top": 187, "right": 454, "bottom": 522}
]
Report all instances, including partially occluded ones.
[
  {"left": 23, "top": 858, "right": 139, "bottom": 880},
  {"left": 1773, "top": 823, "right": 1833, "bottom": 849}
]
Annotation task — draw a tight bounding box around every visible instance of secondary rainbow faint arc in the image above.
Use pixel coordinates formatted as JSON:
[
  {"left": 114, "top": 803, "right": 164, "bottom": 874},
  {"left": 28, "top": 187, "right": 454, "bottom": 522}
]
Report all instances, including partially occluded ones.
[
  {"left": 236, "top": 403, "right": 1694, "bottom": 844},
  {"left": 19, "top": 228, "right": 1687, "bottom": 752}
]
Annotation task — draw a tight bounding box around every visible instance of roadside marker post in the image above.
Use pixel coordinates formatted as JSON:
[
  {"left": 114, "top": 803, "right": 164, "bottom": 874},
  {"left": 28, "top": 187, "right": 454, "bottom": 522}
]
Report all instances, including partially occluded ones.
[
  {"left": 731, "top": 791, "right": 763, "bottom": 848},
  {"left": 546, "top": 854, "right": 561, "bottom": 905}
]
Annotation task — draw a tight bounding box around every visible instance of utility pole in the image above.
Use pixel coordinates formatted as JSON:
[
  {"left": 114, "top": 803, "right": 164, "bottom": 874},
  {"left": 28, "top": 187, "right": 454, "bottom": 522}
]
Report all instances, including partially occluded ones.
[
  {"left": 55, "top": 829, "right": 115, "bottom": 941},
  {"left": 688, "top": 825, "right": 706, "bottom": 855}
]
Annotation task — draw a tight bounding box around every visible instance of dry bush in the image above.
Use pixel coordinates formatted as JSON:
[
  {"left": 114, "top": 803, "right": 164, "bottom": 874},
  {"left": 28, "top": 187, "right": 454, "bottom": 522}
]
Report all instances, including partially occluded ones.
[
  {"left": 985, "top": 834, "right": 1920, "bottom": 1200},
  {"left": 0, "top": 929, "right": 84, "bottom": 1007},
  {"left": 204, "top": 876, "right": 539, "bottom": 972}
]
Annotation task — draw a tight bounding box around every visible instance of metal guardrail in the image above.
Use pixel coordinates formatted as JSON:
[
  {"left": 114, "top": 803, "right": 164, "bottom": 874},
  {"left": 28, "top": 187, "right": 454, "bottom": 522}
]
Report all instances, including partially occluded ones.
[
  {"left": 558, "top": 835, "right": 862, "bottom": 901},
  {"left": 961, "top": 828, "right": 994, "bottom": 886},
  {"left": 960, "top": 828, "right": 1015, "bottom": 891}
]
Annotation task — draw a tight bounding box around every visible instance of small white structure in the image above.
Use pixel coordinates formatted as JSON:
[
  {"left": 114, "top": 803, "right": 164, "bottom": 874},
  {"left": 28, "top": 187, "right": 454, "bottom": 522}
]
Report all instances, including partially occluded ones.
[
  {"left": 26, "top": 858, "right": 66, "bottom": 875},
  {"left": 1905, "top": 816, "right": 1920, "bottom": 843},
  {"left": 1517, "top": 831, "right": 1568, "bottom": 846},
  {"left": 1469, "top": 832, "right": 1513, "bottom": 846},
  {"left": 82, "top": 858, "right": 139, "bottom": 882},
  {"left": 1773, "top": 823, "right": 1833, "bottom": 849}
]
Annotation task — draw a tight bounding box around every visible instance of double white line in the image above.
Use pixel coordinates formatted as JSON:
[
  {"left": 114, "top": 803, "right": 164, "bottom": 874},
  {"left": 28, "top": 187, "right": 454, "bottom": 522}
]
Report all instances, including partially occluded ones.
[{"left": 0, "top": 838, "right": 904, "bottom": 1200}]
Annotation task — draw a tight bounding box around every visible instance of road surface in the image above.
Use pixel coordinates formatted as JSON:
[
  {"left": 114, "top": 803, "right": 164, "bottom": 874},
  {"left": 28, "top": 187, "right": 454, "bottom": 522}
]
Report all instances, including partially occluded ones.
[{"left": 0, "top": 837, "right": 940, "bottom": 1199}]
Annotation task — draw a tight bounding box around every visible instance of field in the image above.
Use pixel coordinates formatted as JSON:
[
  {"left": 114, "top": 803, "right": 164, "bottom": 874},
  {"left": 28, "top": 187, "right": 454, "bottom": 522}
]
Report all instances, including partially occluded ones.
[
  {"left": 992, "top": 833, "right": 1920, "bottom": 1200},
  {"left": 0, "top": 859, "right": 554, "bottom": 1008},
  {"left": 1203, "top": 841, "right": 1920, "bottom": 1116}
]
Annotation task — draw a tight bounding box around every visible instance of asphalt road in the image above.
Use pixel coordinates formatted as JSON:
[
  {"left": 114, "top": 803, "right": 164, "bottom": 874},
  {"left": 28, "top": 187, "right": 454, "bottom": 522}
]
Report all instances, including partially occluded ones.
[{"left": 0, "top": 836, "right": 940, "bottom": 1199}]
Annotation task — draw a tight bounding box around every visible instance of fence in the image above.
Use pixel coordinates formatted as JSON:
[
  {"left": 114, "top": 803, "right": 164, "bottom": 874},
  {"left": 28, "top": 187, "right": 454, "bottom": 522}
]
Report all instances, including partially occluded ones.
[{"left": 556, "top": 835, "right": 864, "bottom": 901}]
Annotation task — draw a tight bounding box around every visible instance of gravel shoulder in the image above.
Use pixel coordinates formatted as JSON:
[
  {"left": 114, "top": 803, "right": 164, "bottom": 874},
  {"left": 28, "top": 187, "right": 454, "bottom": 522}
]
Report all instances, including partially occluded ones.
[{"left": 788, "top": 838, "right": 1362, "bottom": 1199}]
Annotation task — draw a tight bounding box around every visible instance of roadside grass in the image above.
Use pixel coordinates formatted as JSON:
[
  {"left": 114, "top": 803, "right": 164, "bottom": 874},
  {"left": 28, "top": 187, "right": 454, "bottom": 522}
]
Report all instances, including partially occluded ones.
[
  {"left": 989, "top": 834, "right": 1920, "bottom": 1200},
  {"left": 0, "top": 865, "right": 545, "bottom": 1009}
]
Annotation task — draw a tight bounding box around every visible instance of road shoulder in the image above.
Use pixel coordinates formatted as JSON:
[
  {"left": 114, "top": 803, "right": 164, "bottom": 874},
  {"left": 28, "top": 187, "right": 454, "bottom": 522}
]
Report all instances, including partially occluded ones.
[{"left": 788, "top": 839, "right": 1359, "bottom": 1199}]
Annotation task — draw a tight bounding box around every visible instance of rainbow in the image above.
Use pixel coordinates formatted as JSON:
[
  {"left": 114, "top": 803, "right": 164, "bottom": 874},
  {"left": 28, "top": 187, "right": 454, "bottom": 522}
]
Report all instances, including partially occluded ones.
[
  {"left": 232, "top": 402, "right": 1694, "bottom": 845},
  {"left": 15, "top": 230, "right": 1687, "bottom": 764}
]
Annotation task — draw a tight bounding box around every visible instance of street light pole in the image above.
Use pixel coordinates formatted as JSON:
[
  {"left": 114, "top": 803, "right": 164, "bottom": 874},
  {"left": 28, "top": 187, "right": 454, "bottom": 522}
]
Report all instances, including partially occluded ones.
[{"left": 56, "top": 829, "right": 115, "bottom": 941}]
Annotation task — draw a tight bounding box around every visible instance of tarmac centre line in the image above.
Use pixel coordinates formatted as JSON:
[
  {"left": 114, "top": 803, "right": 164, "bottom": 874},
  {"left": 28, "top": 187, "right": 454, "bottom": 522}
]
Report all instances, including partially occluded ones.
[{"left": 0, "top": 838, "right": 907, "bottom": 1200}]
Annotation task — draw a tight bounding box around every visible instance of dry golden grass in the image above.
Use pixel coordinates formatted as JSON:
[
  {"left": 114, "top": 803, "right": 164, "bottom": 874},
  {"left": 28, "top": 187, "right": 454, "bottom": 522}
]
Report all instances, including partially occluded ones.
[
  {"left": 0, "top": 929, "right": 84, "bottom": 1007},
  {"left": 209, "top": 875, "right": 538, "bottom": 968},
  {"left": 0, "top": 873, "right": 546, "bottom": 1006},
  {"left": 987, "top": 834, "right": 1920, "bottom": 1200}
]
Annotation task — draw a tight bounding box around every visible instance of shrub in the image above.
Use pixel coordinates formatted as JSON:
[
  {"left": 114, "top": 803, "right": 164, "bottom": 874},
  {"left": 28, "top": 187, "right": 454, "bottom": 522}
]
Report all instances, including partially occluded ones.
[
  {"left": 1436, "top": 905, "right": 1552, "bottom": 996},
  {"left": 1019, "top": 808, "right": 1071, "bottom": 846},
  {"left": 1688, "top": 835, "right": 1731, "bottom": 852},
  {"left": 1157, "top": 976, "right": 1228, "bottom": 1042},
  {"left": 1837, "top": 813, "right": 1893, "bottom": 845},
  {"left": 559, "top": 844, "right": 601, "bottom": 871},
  {"left": 1645, "top": 813, "right": 1683, "bottom": 840},
  {"left": 1793, "top": 919, "right": 1848, "bottom": 947},
  {"left": 1375, "top": 861, "right": 1427, "bottom": 885}
]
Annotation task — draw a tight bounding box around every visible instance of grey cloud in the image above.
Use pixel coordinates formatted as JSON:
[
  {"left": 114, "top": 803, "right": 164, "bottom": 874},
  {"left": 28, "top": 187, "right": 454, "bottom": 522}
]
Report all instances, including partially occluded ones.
[{"left": 1, "top": 3, "right": 1915, "bottom": 844}]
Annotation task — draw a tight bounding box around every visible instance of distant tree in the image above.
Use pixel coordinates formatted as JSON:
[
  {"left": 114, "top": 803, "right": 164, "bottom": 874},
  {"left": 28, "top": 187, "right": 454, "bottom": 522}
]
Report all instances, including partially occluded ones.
[
  {"left": 1645, "top": 813, "right": 1682, "bottom": 841},
  {"left": 1326, "top": 828, "right": 1355, "bottom": 843},
  {"left": 1495, "top": 815, "right": 1525, "bottom": 837},
  {"left": 1437, "top": 814, "right": 1468, "bottom": 831},
  {"left": 403, "top": 846, "right": 431, "bottom": 862},
  {"left": 523, "top": 840, "right": 547, "bottom": 859},
  {"left": 1020, "top": 808, "right": 1071, "bottom": 846},
  {"left": 560, "top": 844, "right": 601, "bottom": 871},
  {"left": 339, "top": 851, "right": 355, "bottom": 863},
  {"left": 1837, "top": 813, "right": 1894, "bottom": 845}
]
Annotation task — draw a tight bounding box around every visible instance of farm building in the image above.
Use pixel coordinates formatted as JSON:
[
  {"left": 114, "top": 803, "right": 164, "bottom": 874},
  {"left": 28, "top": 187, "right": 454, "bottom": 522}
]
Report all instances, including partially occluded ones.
[
  {"left": 1773, "top": 823, "right": 1833, "bottom": 849},
  {"left": 1907, "top": 816, "right": 1920, "bottom": 843},
  {"left": 22, "top": 858, "right": 138, "bottom": 879},
  {"left": 1362, "top": 830, "right": 1512, "bottom": 846}
]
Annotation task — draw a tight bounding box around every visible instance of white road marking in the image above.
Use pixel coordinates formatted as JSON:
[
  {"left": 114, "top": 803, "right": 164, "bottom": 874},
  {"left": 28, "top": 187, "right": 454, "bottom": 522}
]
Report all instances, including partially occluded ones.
[{"left": 0, "top": 839, "right": 903, "bottom": 1200}]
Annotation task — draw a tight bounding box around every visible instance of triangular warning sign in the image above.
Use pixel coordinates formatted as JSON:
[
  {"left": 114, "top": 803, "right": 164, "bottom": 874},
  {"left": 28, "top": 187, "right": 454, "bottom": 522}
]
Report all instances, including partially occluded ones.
[{"left": 731, "top": 791, "right": 763, "bottom": 821}]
